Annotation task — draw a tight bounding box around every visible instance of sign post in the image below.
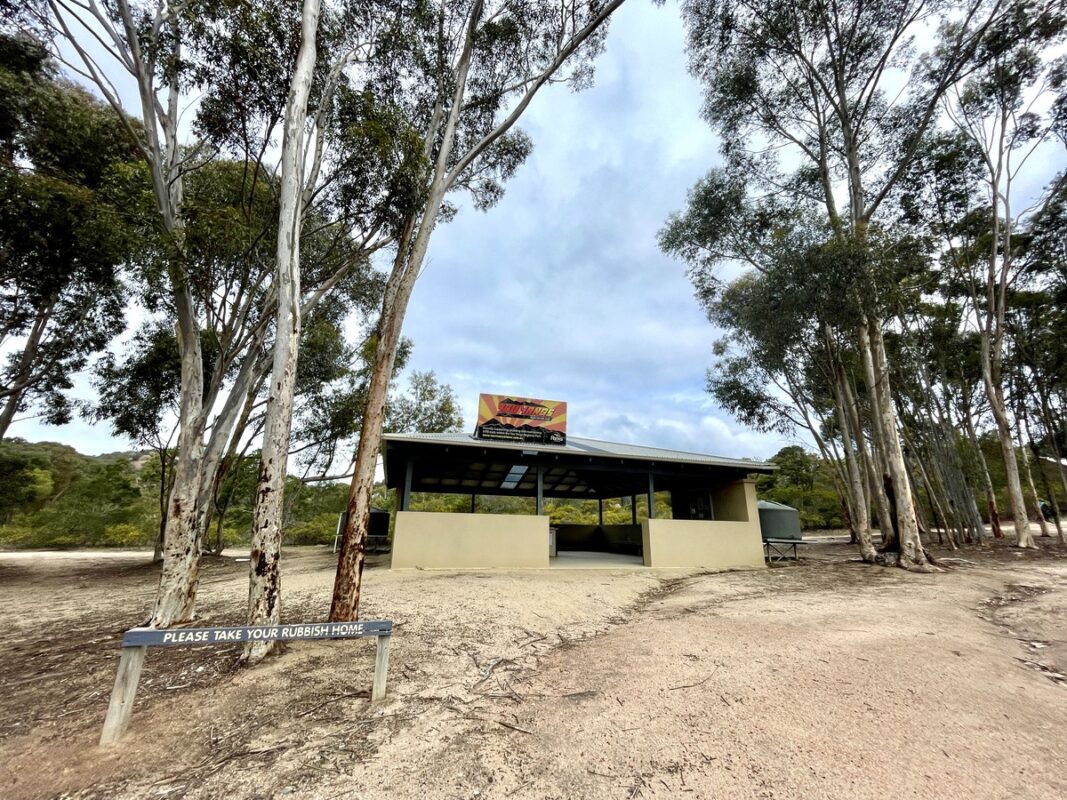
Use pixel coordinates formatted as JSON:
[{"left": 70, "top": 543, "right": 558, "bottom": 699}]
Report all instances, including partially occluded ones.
[
  {"left": 100, "top": 645, "right": 147, "bottom": 746},
  {"left": 100, "top": 620, "right": 393, "bottom": 746}
]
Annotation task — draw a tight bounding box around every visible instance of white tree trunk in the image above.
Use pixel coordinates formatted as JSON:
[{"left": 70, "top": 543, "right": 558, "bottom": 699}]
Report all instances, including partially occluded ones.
[
  {"left": 833, "top": 370, "right": 876, "bottom": 562},
  {"left": 329, "top": 0, "right": 626, "bottom": 620},
  {"left": 964, "top": 410, "right": 999, "bottom": 539},
  {"left": 864, "top": 321, "right": 930, "bottom": 570},
  {"left": 1017, "top": 425, "right": 1049, "bottom": 538},
  {"left": 243, "top": 0, "right": 320, "bottom": 664},
  {"left": 855, "top": 325, "right": 897, "bottom": 549},
  {"left": 983, "top": 357, "right": 1034, "bottom": 548},
  {"left": 148, "top": 121, "right": 207, "bottom": 626},
  {"left": 841, "top": 372, "right": 893, "bottom": 550},
  {"left": 150, "top": 300, "right": 205, "bottom": 625}
]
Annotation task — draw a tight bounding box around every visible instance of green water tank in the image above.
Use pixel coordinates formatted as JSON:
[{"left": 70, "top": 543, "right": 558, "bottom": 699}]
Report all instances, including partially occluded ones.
[{"left": 757, "top": 500, "right": 802, "bottom": 541}]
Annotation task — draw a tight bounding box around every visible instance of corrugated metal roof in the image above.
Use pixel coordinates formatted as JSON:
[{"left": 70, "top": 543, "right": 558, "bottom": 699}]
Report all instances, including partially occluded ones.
[{"left": 383, "top": 431, "right": 775, "bottom": 472}]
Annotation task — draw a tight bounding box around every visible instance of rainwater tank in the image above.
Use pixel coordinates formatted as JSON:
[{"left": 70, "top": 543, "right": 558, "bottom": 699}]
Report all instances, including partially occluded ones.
[{"left": 757, "top": 500, "right": 802, "bottom": 541}]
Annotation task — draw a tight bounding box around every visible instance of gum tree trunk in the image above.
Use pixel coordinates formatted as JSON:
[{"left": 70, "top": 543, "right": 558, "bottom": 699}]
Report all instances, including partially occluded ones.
[
  {"left": 855, "top": 323, "right": 897, "bottom": 551},
  {"left": 243, "top": 0, "right": 320, "bottom": 664},
  {"left": 833, "top": 368, "right": 876, "bottom": 562},
  {"left": 983, "top": 352, "right": 1033, "bottom": 547},
  {"left": 150, "top": 292, "right": 205, "bottom": 625},
  {"left": 145, "top": 27, "right": 207, "bottom": 626},
  {"left": 865, "top": 321, "right": 929, "bottom": 569},
  {"left": 964, "top": 409, "right": 999, "bottom": 538},
  {"left": 329, "top": 0, "right": 626, "bottom": 620},
  {"left": 1018, "top": 425, "right": 1048, "bottom": 538},
  {"left": 842, "top": 373, "right": 893, "bottom": 550}
]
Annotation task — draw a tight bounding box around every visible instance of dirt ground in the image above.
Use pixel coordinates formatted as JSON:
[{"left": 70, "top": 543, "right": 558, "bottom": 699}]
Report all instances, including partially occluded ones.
[{"left": 1, "top": 534, "right": 1065, "bottom": 800}]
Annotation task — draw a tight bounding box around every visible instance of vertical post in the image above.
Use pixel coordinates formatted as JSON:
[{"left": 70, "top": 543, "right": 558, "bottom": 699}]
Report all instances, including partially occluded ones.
[
  {"left": 536, "top": 465, "right": 544, "bottom": 515},
  {"left": 598, "top": 498, "right": 604, "bottom": 527},
  {"left": 372, "top": 634, "right": 392, "bottom": 702},
  {"left": 470, "top": 494, "right": 476, "bottom": 513},
  {"left": 333, "top": 511, "right": 347, "bottom": 554},
  {"left": 631, "top": 495, "right": 638, "bottom": 525},
  {"left": 402, "top": 459, "right": 413, "bottom": 512},
  {"left": 100, "top": 646, "right": 147, "bottom": 745},
  {"left": 647, "top": 473, "right": 656, "bottom": 519}
]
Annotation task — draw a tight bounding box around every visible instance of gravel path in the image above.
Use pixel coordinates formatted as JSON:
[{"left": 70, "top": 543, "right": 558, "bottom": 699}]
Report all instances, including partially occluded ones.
[{"left": 1, "top": 540, "right": 1065, "bottom": 799}]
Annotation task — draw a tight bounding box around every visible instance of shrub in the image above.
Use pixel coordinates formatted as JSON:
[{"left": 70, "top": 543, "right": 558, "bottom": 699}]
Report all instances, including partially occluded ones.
[
  {"left": 0, "top": 524, "right": 36, "bottom": 547},
  {"left": 284, "top": 513, "right": 338, "bottom": 545},
  {"left": 101, "top": 523, "right": 147, "bottom": 547}
]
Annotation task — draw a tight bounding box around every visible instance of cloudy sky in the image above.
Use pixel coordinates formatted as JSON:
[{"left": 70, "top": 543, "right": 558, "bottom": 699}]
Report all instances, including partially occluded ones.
[
  {"left": 13, "top": 1, "right": 790, "bottom": 460},
  {"left": 12, "top": 1, "right": 1063, "bottom": 460},
  {"left": 394, "top": 2, "right": 787, "bottom": 459}
]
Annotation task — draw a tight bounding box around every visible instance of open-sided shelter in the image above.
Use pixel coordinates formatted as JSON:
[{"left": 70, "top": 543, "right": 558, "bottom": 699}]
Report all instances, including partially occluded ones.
[{"left": 382, "top": 431, "right": 775, "bottom": 570}]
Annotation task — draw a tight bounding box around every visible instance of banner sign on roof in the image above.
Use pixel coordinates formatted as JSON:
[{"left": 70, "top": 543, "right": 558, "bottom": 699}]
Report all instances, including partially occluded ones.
[{"left": 475, "top": 394, "right": 567, "bottom": 445}]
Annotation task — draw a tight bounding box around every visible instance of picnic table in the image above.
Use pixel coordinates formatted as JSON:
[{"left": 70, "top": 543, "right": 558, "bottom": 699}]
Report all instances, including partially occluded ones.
[{"left": 763, "top": 538, "right": 807, "bottom": 562}]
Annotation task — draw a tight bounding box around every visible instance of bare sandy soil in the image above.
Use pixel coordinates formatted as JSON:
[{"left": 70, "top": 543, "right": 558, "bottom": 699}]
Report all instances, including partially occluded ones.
[{"left": 0, "top": 536, "right": 1065, "bottom": 799}]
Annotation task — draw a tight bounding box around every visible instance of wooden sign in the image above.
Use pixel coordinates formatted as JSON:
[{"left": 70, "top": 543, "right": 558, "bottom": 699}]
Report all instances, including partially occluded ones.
[
  {"left": 122, "top": 620, "right": 391, "bottom": 646},
  {"left": 100, "top": 620, "right": 393, "bottom": 746}
]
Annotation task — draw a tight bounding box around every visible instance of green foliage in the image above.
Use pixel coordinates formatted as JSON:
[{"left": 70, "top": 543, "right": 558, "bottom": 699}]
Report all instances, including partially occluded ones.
[
  {"left": 26, "top": 459, "right": 145, "bottom": 545},
  {"left": 0, "top": 34, "right": 141, "bottom": 430},
  {"left": 92, "top": 322, "right": 182, "bottom": 447},
  {"left": 284, "top": 513, "right": 341, "bottom": 546},
  {"left": 0, "top": 440, "right": 156, "bottom": 547},
  {"left": 0, "top": 443, "right": 52, "bottom": 522},
  {"left": 757, "top": 447, "right": 844, "bottom": 530},
  {"left": 387, "top": 371, "right": 464, "bottom": 434},
  {"left": 102, "top": 523, "right": 145, "bottom": 547},
  {"left": 407, "top": 492, "right": 672, "bottom": 524},
  {"left": 0, "top": 439, "right": 370, "bottom": 549}
]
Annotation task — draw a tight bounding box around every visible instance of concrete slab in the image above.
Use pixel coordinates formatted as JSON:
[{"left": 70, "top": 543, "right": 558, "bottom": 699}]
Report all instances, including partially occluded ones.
[{"left": 550, "top": 551, "right": 645, "bottom": 569}]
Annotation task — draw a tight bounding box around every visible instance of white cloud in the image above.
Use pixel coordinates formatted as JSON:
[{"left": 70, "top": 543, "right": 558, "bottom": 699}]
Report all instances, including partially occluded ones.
[{"left": 12, "top": 2, "right": 804, "bottom": 463}]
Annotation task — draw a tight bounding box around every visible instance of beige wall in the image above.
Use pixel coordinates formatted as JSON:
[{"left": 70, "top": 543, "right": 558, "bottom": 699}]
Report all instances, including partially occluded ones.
[
  {"left": 711, "top": 479, "right": 751, "bottom": 521},
  {"left": 391, "top": 511, "right": 550, "bottom": 569},
  {"left": 643, "top": 480, "right": 764, "bottom": 570}
]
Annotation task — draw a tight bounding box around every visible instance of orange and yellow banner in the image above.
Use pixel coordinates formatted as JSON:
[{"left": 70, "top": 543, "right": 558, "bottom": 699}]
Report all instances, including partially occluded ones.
[{"left": 475, "top": 394, "right": 567, "bottom": 445}]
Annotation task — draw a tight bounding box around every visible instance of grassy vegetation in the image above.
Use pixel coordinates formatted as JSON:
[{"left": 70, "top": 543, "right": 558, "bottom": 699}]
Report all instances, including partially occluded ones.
[
  {"left": 5, "top": 436, "right": 1061, "bottom": 548},
  {"left": 0, "top": 439, "right": 353, "bottom": 549}
]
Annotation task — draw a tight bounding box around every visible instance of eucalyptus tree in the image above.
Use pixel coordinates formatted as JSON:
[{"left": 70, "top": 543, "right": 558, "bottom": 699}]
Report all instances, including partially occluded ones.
[
  {"left": 1004, "top": 129, "right": 1067, "bottom": 511},
  {"left": 887, "top": 301, "right": 988, "bottom": 545},
  {"left": 242, "top": 0, "right": 321, "bottom": 665},
  {"left": 904, "top": 131, "right": 1010, "bottom": 535},
  {"left": 667, "top": 0, "right": 1015, "bottom": 568},
  {"left": 710, "top": 276, "right": 879, "bottom": 558},
  {"left": 387, "top": 370, "right": 464, "bottom": 435},
  {"left": 1007, "top": 280, "right": 1067, "bottom": 534},
  {"left": 0, "top": 34, "right": 137, "bottom": 438},
  {"left": 666, "top": 179, "right": 881, "bottom": 560},
  {"left": 939, "top": 1, "right": 1066, "bottom": 547},
  {"left": 92, "top": 321, "right": 180, "bottom": 561},
  {"left": 331, "top": 0, "right": 628, "bottom": 621},
  {"left": 32, "top": 0, "right": 214, "bottom": 622},
  {"left": 33, "top": 0, "right": 423, "bottom": 626}
]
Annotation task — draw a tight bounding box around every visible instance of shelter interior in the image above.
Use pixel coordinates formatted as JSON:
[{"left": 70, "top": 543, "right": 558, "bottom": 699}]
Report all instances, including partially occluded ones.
[{"left": 383, "top": 433, "right": 774, "bottom": 565}]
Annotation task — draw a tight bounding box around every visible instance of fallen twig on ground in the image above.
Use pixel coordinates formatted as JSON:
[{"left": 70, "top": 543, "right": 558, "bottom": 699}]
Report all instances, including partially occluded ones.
[
  {"left": 471, "top": 657, "right": 516, "bottom": 689},
  {"left": 669, "top": 667, "right": 719, "bottom": 691},
  {"left": 495, "top": 719, "right": 533, "bottom": 734},
  {"left": 296, "top": 690, "right": 369, "bottom": 717}
]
